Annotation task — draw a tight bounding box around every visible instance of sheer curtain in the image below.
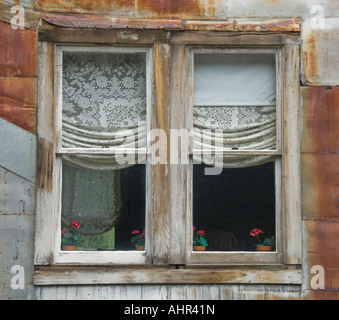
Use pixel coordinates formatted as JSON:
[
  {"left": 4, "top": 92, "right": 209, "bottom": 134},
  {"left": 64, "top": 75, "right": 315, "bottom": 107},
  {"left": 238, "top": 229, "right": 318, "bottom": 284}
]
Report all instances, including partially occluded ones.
[
  {"left": 62, "top": 52, "right": 147, "bottom": 169},
  {"left": 61, "top": 52, "right": 146, "bottom": 235},
  {"left": 193, "top": 54, "right": 277, "bottom": 168}
]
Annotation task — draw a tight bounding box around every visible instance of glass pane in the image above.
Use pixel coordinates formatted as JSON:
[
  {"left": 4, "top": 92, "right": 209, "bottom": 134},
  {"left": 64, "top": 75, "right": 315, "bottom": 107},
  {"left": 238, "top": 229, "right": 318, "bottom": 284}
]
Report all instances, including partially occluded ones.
[
  {"left": 193, "top": 53, "right": 276, "bottom": 152},
  {"left": 61, "top": 162, "right": 145, "bottom": 251},
  {"left": 194, "top": 54, "right": 276, "bottom": 106},
  {"left": 193, "top": 162, "right": 276, "bottom": 252},
  {"left": 62, "top": 52, "right": 147, "bottom": 149}
]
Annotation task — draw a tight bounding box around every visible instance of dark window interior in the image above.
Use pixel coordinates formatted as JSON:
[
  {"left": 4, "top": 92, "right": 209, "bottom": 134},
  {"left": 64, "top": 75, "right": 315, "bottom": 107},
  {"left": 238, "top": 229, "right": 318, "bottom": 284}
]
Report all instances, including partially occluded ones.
[{"left": 193, "top": 161, "right": 276, "bottom": 251}]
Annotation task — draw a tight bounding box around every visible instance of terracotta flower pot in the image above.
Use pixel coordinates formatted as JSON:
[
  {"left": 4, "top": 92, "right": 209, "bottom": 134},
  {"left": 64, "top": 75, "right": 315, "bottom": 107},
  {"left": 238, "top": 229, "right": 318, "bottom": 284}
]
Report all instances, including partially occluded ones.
[
  {"left": 193, "top": 246, "right": 206, "bottom": 251},
  {"left": 135, "top": 246, "right": 145, "bottom": 251},
  {"left": 256, "top": 245, "right": 272, "bottom": 251},
  {"left": 62, "top": 245, "right": 77, "bottom": 251}
]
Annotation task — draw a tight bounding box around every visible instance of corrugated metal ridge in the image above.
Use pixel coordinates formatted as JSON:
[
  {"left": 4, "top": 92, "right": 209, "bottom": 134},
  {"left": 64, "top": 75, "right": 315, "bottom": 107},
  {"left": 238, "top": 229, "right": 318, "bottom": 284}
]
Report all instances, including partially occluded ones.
[{"left": 41, "top": 14, "right": 300, "bottom": 32}]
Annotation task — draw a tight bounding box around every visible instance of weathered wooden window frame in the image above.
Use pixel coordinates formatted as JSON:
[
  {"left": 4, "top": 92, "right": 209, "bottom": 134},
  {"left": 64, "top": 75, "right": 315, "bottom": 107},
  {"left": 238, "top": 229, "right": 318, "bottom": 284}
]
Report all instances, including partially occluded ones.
[
  {"left": 34, "top": 27, "right": 302, "bottom": 285},
  {"left": 187, "top": 47, "right": 283, "bottom": 265}
]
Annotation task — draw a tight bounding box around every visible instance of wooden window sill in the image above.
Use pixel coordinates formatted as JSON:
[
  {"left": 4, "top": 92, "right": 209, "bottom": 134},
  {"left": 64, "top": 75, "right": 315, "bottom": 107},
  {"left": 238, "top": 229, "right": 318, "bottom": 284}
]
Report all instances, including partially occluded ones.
[{"left": 34, "top": 265, "right": 302, "bottom": 286}]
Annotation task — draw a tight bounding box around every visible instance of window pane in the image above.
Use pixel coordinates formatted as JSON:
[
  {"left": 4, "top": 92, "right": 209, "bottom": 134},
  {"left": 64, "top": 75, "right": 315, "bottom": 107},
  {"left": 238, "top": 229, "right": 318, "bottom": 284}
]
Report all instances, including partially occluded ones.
[
  {"left": 62, "top": 52, "right": 147, "bottom": 150},
  {"left": 193, "top": 162, "right": 276, "bottom": 251},
  {"left": 61, "top": 162, "right": 145, "bottom": 251},
  {"left": 194, "top": 54, "right": 276, "bottom": 106},
  {"left": 193, "top": 53, "right": 276, "bottom": 153}
]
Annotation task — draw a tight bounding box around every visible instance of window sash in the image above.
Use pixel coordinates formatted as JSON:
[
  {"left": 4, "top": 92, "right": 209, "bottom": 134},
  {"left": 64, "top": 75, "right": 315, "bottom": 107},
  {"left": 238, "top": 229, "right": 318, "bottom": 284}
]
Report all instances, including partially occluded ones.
[
  {"left": 55, "top": 45, "right": 153, "bottom": 155},
  {"left": 188, "top": 158, "right": 283, "bottom": 265},
  {"left": 185, "top": 47, "right": 284, "bottom": 265},
  {"left": 53, "top": 45, "right": 153, "bottom": 264},
  {"left": 189, "top": 47, "right": 283, "bottom": 156}
]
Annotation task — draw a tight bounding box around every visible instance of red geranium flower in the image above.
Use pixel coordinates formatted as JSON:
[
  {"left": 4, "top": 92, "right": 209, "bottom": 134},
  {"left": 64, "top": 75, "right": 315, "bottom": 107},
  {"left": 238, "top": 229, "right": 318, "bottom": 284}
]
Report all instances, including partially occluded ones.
[
  {"left": 196, "top": 230, "right": 206, "bottom": 237},
  {"left": 192, "top": 226, "right": 208, "bottom": 247},
  {"left": 249, "top": 228, "right": 264, "bottom": 237},
  {"left": 131, "top": 228, "right": 145, "bottom": 246},
  {"left": 139, "top": 229, "right": 145, "bottom": 238},
  {"left": 70, "top": 221, "right": 80, "bottom": 229}
]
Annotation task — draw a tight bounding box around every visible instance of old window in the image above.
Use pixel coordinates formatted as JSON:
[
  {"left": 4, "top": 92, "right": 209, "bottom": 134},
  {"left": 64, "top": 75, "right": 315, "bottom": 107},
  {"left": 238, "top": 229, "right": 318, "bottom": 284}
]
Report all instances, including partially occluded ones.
[
  {"left": 35, "top": 28, "right": 301, "bottom": 285},
  {"left": 36, "top": 46, "right": 153, "bottom": 264},
  {"left": 190, "top": 48, "right": 282, "bottom": 264},
  {"left": 60, "top": 48, "right": 148, "bottom": 253}
]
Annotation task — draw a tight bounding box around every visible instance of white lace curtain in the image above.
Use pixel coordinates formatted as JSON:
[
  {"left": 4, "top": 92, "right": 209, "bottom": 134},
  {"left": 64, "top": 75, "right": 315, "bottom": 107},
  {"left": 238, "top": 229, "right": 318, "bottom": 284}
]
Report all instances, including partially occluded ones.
[
  {"left": 61, "top": 52, "right": 147, "bottom": 235},
  {"left": 193, "top": 54, "right": 277, "bottom": 168},
  {"left": 62, "top": 52, "right": 147, "bottom": 170}
]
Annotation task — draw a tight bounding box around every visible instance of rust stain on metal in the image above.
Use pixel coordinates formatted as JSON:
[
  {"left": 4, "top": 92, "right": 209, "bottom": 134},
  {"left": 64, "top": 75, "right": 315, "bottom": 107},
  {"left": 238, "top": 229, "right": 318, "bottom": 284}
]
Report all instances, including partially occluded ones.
[
  {"left": 302, "top": 32, "right": 318, "bottom": 85},
  {"left": 0, "top": 78, "right": 36, "bottom": 135},
  {"left": 136, "top": 0, "right": 208, "bottom": 19},
  {"left": 301, "top": 87, "right": 339, "bottom": 154},
  {"left": 301, "top": 153, "right": 339, "bottom": 220},
  {"left": 42, "top": 14, "right": 300, "bottom": 32},
  {"left": 34, "top": 0, "right": 215, "bottom": 19},
  {"left": 0, "top": 21, "right": 37, "bottom": 134},
  {"left": 304, "top": 220, "right": 339, "bottom": 293},
  {"left": 34, "top": 0, "right": 135, "bottom": 13},
  {"left": 0, "top": 21, "right": 37, "bottom": 77}
]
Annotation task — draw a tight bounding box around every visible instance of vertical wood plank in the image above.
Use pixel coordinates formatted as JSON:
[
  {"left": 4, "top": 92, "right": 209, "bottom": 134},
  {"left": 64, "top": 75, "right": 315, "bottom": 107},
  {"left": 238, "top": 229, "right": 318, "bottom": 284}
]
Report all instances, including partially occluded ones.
[
  {"left": 152, "top": 44, "right": 171, "bottom": 264},
  {"left": 152, "top": 44, "right": 191, "bottom": 265},
  {"left": 168, "top": 45, "right": 191, "bottom": 265},
  {"left": 34, "top": 42, "right": 57, "bottom": 265},
  {"left": 283, "top": 44, "right": 301, "bottom": 265}
]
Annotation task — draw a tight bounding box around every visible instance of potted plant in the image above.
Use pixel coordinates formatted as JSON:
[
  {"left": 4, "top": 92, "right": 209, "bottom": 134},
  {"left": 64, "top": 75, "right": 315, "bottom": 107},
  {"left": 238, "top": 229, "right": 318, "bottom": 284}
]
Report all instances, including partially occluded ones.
[
  {"left": 249, "top": 228, "right": 274, "bottom": 251},
  {"left": 192, "top": 226, "right": 208, "bottom": 251},
  {"left": 61, "top": 221, "right": 81, "bottom": 251},
  {"left": 131, "top": 229, "right": 145, "bottom": 250}
]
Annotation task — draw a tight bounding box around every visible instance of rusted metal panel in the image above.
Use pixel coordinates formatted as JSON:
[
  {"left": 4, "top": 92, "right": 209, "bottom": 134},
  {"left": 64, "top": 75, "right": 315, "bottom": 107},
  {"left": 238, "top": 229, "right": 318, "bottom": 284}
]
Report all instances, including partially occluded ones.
[
  {"left": 33, "top": 0, "right": 339, "bottom": 20},
  {"left": 301, "top": 154, "right": 339, "bottom": 220},
  {"left": 303, "top": 220, "right": 339, "bottom": 292},
  {"left": 34, "top": 0, "right": 225, "bottom": 20},
  {"left": 301, "top": 86, "right": 339, "bottom": 154},
  {"left": 302, "top": 18, "right": 339, "bottom": 86},
  {"left": 0, "top": 21, "right": 37, "bottom": 77},
  {"left": 41, "top": 13, "right": 300, "bottom": 32},
  {"left": 0, "top": 78, "right": 36, "bottom": 134}
]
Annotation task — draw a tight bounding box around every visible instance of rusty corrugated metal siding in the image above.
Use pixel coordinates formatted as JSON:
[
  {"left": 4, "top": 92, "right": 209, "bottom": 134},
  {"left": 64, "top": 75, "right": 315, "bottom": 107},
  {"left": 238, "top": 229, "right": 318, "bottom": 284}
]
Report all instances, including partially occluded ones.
[
  {"left": 0, "top": 0, "right": 338, "bottom": 300},
  {"left": 0, "top": 21, "right": 37, "bottom": 134},
  {"left": 34, "top": 0, "right": 221, "bottom": 20},
  {"left": 301, "top": 85, "right": 339, "bottom": 299}
]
